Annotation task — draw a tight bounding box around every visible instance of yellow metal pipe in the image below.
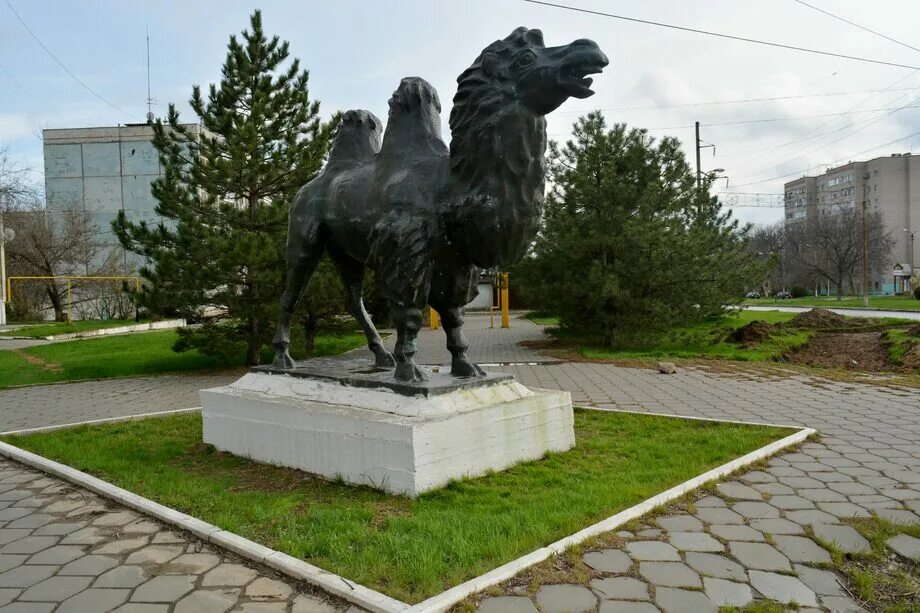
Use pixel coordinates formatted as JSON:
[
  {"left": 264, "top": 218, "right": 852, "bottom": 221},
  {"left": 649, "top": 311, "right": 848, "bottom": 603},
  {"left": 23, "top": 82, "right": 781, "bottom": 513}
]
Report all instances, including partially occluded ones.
[
  {"left": 500, "top": 272, "right": 510, "bottom": 329},
  {"left": 429, "top": 307, "right": 439, "bottom": 330}
]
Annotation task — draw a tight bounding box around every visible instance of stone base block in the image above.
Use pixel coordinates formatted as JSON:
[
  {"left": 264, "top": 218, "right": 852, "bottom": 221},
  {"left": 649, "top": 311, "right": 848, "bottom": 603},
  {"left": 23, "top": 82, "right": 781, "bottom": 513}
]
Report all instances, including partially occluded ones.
[{"left": 200, "top": 370, "right": 574, "bottom": 497}]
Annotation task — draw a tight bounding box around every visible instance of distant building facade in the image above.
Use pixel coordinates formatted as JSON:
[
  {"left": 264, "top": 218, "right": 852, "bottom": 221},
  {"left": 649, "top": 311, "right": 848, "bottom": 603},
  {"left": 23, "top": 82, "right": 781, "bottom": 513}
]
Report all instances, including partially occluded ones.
[
  {"left": 784, "top": 153, "right": 920, "bottom": 294},
  {"left": 43, "top": 124, "right": 201, "bottom": 272}
]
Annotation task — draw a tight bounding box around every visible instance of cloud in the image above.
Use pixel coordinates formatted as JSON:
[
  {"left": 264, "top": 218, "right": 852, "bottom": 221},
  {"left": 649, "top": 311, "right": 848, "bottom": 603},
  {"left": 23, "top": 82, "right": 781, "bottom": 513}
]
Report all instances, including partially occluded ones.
[{"left": 0, "top": 114, "right": 34, "bottom": 142}]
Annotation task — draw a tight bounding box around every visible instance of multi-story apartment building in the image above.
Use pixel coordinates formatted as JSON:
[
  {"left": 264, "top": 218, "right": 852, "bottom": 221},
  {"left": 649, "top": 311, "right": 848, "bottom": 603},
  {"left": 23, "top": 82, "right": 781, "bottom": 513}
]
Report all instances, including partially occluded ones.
[
  {"left": 43, "top": 123, "right": 202, "bottom": 272},
  {"left": 784, "top": 153, "right": 920, "bottom": 294}
]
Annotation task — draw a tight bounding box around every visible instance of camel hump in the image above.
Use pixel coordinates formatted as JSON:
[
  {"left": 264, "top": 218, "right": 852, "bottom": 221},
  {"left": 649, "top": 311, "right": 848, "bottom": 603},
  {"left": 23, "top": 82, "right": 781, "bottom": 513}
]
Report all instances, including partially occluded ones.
[{"left": 327, "top": 109, "right": 383, "bottom": 168}]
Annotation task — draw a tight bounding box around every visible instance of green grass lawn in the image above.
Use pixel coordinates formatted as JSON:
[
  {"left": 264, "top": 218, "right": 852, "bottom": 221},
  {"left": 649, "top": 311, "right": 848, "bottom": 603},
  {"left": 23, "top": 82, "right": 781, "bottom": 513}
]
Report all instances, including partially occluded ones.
[
  {"left": 2, "top": 410, "right": 794, "bottom": 603},
  {"left": 0, "top": 328, "right": 366, "bottom": 389},
  {"left": 524, "top": 311, "right": 561, "bottom": 326},
  {"left": 882, "top": 328, "right": 919, "bottom": 366},
  {"left": 0, "top": 319, "right": 148, "bottom": 338},
  {"left": 555, "top": 310, "right": 810, "bottom": 362},
  {"left": 743, "top": 295, "right": 920, "bottom": 311}
]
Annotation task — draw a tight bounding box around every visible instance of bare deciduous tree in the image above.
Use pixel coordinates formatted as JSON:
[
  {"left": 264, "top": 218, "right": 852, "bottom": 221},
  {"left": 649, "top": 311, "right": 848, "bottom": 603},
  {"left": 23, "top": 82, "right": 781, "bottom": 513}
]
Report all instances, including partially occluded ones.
[
  {"left": 5, "top": 197, "right": 120, "bottom": 321},
  {"left": 784, "top": 207, "right": 894, "bottom": 299},
  {"left": 0, "top": 145, "right": 34, "bottom": 206}
]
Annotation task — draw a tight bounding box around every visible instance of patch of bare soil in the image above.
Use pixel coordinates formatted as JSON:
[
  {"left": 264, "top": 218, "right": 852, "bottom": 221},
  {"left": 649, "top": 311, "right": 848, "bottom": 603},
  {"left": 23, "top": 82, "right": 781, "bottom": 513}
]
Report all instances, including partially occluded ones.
[
  {"left": 785, "top": 331, "right": 891, "bottom": 372},
  {"left": 727, "top": 320, "right": 775, "bottom": 346},
  {"left": 786, "top": 308, "right": 864, "bottom": 329},
  {"left": 11, "top": 349, "right": 62, "bottom": 373},
  {"left": 902, "top": 345, "right": 920, "bottom": 371},
  {"left": 907, "top": 324, "right": 920, "bottom": 337}
]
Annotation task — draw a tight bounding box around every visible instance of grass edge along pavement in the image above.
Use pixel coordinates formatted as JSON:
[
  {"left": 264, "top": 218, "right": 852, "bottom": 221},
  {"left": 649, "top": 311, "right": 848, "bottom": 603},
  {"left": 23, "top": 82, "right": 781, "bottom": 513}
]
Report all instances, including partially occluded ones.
[
  {"left": 0, "top": 327, "right": 367, "bottom": 389},
  {"left": 529, "top": 310, "right": 809, "bottom": 362},
  {"left": 0, "top": 319, "right": 149, "bottom": 338},
  {"left": 742, "top": 295, "right": 920, "bottom": 312},
  {"left": 0, "top": 410, "right": 795, "bottom": 604}
]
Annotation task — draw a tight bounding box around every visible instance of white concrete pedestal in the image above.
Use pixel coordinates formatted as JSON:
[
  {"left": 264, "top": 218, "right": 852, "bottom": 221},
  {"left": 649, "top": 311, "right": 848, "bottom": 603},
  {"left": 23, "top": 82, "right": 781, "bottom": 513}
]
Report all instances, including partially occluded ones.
[{"left": 200, "top": 371, "right": 574, "bottom": 497}]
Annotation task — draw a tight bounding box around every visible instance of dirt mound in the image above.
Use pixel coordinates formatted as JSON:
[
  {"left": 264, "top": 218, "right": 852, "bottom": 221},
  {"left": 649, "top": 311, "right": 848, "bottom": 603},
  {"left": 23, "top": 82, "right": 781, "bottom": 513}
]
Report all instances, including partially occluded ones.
[
  {"left": 785, "top": 331, "right": 891, "bottom": 372},
  {"left": 903, "top": 345, "right": 920, "bottom": 371},
  {"left": 787, "top": 308, "right": 851, "bottom": 329},
  {"left": 907, "top": 324, "right": 920, "bottom": 337},
  {"left": 728, "top": 321, "right": 774, "bottom": 345}
]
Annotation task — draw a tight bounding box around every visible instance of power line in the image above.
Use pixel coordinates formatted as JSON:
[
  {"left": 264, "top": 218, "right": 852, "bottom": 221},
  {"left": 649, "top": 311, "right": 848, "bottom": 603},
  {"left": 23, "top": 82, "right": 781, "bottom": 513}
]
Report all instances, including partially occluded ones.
[
  {"left": 792, "top": 0, "right": 920, "bottom": 55},
  {"left": 521, "top": 0, "right": 920, "bottom": 70},
  {"left": 733, "top": 82, "right": 920, "bottom": 183},
  {"left": 730, "top": 126, "right": 920, "bottom": 189},
  {"left": 717, "top": 71, "right": 920, "bottom": 162},
  {"left": 547, "top": 104, "right": 920, "bottom": 140},
  {"left": 556, "top": 86, "right": 920, "bottom": 116},
  {"left": 4, "top": 0, "right": 137, "bottom": 121}
]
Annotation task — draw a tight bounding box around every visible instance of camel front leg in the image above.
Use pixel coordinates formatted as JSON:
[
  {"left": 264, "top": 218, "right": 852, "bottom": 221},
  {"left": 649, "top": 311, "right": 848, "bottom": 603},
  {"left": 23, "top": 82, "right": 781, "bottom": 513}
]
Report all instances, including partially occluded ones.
[
  {"left": 393, "top": 305, "right": 426, "bottom": 382},
  {"left": 437, "top": 307, "right": 486, "bottom": 378}
]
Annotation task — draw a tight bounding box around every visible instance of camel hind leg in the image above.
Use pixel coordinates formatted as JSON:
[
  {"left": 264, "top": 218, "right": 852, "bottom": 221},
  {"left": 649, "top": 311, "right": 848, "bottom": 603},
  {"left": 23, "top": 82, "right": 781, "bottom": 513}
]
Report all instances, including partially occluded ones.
[
  {"left": 272, "top": 222, "right": 324, "bottom": 369},
  {"left": 329, "top": 251, "right": 396, "bottom": 368}
]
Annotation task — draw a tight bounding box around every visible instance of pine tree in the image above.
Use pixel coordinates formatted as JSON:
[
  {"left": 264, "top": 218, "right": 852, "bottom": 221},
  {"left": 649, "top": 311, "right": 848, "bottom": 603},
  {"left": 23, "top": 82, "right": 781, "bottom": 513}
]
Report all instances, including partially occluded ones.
[
  {"left": 519, "top": 112, "right": 764, "bottom": 346},
  {"left": 115, "top": 10, "right": 337, "bottom": 365}
]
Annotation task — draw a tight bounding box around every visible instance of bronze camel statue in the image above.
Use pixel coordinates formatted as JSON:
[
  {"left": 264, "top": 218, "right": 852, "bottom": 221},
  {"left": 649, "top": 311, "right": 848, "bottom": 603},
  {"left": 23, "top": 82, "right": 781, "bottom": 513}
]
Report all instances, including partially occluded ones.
[{"left": 273, "top": 27, "right": 608, "bottom": 381}]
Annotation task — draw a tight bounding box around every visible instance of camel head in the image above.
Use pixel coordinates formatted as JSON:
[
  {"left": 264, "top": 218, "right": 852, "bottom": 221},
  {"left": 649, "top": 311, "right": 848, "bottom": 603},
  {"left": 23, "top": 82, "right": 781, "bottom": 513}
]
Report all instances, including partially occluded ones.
[{"left": 456, "top": 27, "right": 609, "bottom": 118}]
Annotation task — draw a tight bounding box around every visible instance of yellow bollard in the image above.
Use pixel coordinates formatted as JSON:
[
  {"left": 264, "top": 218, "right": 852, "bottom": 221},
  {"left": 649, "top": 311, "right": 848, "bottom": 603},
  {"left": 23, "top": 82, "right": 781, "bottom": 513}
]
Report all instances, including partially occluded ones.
[
  {"left": 429, "top": 307, "right": 439, "bottom": 330},
  {"left": 500, "top": 272, "right": 510, "bottom": 329}
]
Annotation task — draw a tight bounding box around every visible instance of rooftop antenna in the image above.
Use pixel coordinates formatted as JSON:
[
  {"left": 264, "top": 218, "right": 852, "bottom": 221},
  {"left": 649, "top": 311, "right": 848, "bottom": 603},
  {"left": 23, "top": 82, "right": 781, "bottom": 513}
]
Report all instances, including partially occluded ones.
[{"left": 145, "top": 26, "right": 155, "bottom": 123}]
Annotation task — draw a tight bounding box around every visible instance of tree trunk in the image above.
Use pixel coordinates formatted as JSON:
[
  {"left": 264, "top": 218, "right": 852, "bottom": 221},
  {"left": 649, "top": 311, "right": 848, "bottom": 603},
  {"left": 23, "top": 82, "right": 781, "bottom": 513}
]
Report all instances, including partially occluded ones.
[
  {"left": 245, "top": 314, "right": 261, "bottom": 366},
  {"left": 46, "top": 284, "right": 66, "bottom": 321},
  {"left": 303, "top": 315, "right": 318, "bottom": 354}
]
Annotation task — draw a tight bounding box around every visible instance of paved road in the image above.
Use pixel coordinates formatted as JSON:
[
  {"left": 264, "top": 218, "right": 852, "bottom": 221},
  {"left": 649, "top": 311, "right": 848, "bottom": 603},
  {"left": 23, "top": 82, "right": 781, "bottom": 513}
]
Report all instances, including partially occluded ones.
[
  {"left": 744, "top": 303, "right": 920, "bottom": 321},
  {"left": 0, "top": 313, "right": 917, "bottom": 611},
  {"left": 0, "top": 338, "right": 50, "bottom": 352}
]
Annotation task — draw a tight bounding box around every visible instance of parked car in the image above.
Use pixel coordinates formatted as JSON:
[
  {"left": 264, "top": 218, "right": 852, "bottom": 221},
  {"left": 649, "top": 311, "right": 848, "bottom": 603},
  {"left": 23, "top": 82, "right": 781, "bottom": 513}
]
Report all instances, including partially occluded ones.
[
  {"left": 745, "top": 291, "right": 761, "bottom": 299},
  {"left": 774, "top": 290, "right": 792, "bottom": 299}
]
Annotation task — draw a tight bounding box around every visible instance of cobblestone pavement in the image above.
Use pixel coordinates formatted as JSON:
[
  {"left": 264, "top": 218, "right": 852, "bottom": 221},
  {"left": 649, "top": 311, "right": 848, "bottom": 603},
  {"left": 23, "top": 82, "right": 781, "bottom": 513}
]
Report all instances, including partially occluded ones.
[
  {"left": 474, "top": 356, "right": 920, "bottom": 611},
  {"left": 386, "top": 311, "right": 552, "bottom": 366},
  {"left": 1, "top": 313, "right": 919, "bottom": 611},
  {"left": 0, "top": 460, "right": 349, "bottom": 612},
  {"left": 0, "top": 374, "right": 238, "bottom": 432}
]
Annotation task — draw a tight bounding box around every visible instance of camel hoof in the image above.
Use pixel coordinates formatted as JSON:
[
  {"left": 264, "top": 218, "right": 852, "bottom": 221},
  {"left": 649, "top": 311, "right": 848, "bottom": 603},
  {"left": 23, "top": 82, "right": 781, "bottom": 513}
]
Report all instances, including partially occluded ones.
[
  {"left": 273, "top": 351, "right": 296, "bottom": 369},
  {"left": 451, "top": 357, "right": 486, "bottom": 378},
  {"left": 374, "top": 349, "right": 397, "bottom": 369},
  {"left": 395, "top": 362, "right": 428, "bottom": 382}
]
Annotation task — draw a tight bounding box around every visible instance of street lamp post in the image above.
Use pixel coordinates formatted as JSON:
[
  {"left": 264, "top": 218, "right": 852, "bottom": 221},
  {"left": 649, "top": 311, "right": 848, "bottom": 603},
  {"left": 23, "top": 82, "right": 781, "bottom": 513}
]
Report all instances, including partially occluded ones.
[{"left": 0, "top": 211, "right": 10, "bottom": 327}]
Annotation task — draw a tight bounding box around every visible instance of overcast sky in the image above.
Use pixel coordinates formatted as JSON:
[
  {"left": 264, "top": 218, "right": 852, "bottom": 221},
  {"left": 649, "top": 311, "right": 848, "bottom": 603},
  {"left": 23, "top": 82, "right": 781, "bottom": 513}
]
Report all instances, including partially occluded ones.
[{"left": 2, "top": 0, "right": 920, "bottom": 226}]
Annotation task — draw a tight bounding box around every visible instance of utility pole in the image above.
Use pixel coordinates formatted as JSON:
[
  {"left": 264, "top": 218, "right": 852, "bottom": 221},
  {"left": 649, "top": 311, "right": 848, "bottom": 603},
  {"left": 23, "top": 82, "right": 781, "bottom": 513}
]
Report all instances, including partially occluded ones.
[
  {"left": 695, "top": 121, "right": 702, "bottom": 190},
  {"left": 861, "top": 177, "right": 869, "bottom": 307}
]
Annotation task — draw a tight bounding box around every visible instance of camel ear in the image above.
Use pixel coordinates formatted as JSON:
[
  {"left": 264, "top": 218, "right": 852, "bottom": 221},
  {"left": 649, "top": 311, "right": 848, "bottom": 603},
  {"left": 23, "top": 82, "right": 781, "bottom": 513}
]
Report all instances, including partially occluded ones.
[{"left": 482, "top": 52, "right": 500, "bottom": 77}]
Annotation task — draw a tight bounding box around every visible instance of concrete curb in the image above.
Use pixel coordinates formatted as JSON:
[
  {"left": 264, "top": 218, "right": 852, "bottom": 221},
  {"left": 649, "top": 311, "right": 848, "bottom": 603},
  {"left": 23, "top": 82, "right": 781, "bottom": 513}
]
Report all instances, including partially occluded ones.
[
  {"left": 405, "top": 424, "right": 815, "bottom": 613},
  {"left": 39, "top": 319, "right": 187, "bottom": 341},
  {"left": 0, "top": 438, "right": 409, "bottom": 613},
  {"left": 0, "top": 409, "right": 813, "bottom": 613}
]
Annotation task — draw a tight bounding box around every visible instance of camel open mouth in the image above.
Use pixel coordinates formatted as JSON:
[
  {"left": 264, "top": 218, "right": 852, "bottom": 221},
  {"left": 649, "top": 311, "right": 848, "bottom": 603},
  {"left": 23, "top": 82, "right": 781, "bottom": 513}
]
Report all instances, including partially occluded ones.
[{"left": 560, "top": 61, "right": 606, "bottom": 98}]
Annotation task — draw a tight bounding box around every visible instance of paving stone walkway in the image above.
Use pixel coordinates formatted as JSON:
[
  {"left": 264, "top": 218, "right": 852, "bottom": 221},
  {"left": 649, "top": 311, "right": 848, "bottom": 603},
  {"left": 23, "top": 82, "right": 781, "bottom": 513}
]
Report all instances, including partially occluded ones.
[
  {"left": 0, "top": 460, "right": 348, "bottom": 612},
  {"left": 0, "top": 313, "right": 918, "bottom": 611}
]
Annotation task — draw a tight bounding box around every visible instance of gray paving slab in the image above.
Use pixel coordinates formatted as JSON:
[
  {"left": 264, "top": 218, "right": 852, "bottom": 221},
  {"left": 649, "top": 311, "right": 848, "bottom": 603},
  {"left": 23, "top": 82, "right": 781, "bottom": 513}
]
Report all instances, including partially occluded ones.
[
  {"left": 812, "top": 524, "right": 871, "bottom": 554},
  {"left": 638, "top": 561, "right": 700, "bottom": 588},
  {"left": 583, "top": 549, "right": 633, "bottom": 573},
  {"left": 534, "top": 584, "right": 597, "bottom": 613},
  {"left": 654, "top": 586, "right": 717, "bottom": 613},
  {"left": 590, "top": 576, "right": 649, "bottom": 600},
  {"left": 748, "top": 570, "right": 819, "bottom": 607},
  {"left": 886, "top": 533, "right": 920, "bottom": 560}
]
